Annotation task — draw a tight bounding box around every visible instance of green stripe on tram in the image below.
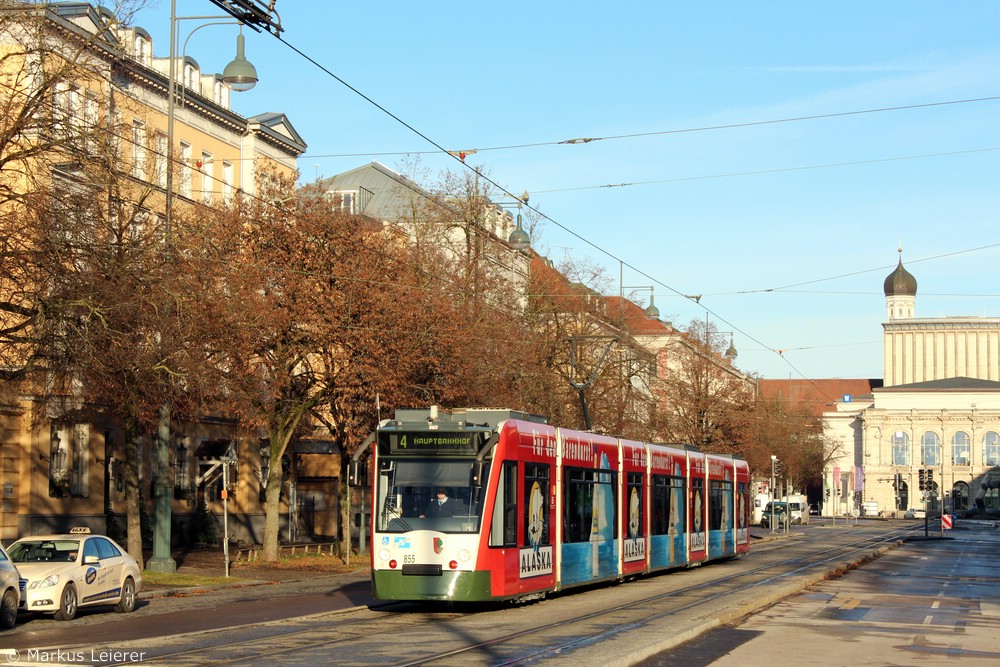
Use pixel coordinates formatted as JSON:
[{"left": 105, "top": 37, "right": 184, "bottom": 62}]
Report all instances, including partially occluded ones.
[{"left": 373, "top": 570, "right": 493, "bottom": 601}]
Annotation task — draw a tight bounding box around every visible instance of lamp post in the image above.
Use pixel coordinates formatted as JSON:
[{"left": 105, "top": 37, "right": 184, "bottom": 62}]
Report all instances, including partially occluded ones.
[
  {"left": 770, "top": 455, "right": 777, "bottom": 534},
  {"left": 620, "top": 285, "right": 660, "bottom": 321},
  {"left": 506, "top": 191, "right": 530, "bottom": 250},
  {"left": 702, "top": 313, "right": 737, "bottom": 361},
  {"left": 165, "top": 2, "right": 259, "bottom": 251},
  {"left": 149, "top": 0, "right": 263, "bottom": 574}
]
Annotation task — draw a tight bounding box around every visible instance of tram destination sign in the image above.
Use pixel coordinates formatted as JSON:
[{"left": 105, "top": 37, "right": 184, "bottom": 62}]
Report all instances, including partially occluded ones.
[{"left": 387, "top": 431, "right": 480, "bottom": 454}]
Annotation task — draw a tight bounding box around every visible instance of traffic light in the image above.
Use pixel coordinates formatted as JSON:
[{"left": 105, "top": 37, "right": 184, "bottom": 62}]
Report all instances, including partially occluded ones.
[
  {"left": 926, "top": 468, "right": 933, "bottom": 488},
  {"left": 774, "top": 458, "right": 782, "bottom": 475},
  {"left": 918, "top": 468, "right": 926, "bottom": 490}
]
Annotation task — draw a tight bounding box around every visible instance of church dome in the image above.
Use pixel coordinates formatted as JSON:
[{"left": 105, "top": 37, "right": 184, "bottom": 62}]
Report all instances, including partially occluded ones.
[{"left": 883, "top": 255, "right": 917, "bottom": 296}]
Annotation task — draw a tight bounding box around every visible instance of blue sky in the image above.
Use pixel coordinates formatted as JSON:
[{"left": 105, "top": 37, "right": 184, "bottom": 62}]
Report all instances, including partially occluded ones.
[{"left": 137, "top": 1, "right": 1000, "bottom": 380}]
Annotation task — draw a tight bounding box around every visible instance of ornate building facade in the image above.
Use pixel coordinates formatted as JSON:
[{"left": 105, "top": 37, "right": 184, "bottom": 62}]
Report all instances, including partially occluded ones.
[
  {"left": 823, "top": 252, "right": 1000, "bottom": 517},
  {"left": 0, "top": 3, "right": 306, "bottom": 544}
]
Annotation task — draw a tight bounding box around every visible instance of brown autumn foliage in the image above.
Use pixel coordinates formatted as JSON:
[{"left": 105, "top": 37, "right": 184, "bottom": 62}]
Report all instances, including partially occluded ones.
[{"left": 180, "top": 168, "right": 544, "bottom": 559}]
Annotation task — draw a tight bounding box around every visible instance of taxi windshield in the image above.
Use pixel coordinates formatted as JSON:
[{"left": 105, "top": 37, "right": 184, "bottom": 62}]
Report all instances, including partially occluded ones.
[{"left": 9, "top": 540, "right": 80, "bottom": 563}]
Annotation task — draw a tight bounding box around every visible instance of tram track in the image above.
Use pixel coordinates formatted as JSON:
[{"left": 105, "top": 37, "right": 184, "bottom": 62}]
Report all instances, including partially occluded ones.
[
  {"left": 86, "top": 523, "right": 919, "bottom": 666},
  {"left": 398, "top": 525, "right": 918, "bottom": 666}
]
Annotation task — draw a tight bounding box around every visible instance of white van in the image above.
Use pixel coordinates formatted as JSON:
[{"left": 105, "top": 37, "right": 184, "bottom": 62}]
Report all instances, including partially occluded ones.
[{"left": 783, "top": 494, "right": 808, "bottom": 524}]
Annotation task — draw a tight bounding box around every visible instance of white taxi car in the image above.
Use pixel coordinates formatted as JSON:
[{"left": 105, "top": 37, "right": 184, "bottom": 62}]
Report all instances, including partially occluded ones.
[
  {"left": 0, "top": 543, "right": 19, "bottom": 628},
  {"left": 7, "top": 528, "right": 141, "bottom": 621}
]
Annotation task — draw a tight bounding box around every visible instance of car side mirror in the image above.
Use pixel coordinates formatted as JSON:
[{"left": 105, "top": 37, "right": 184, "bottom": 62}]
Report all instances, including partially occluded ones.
[{"left": 84, "top": 555, "right": 100, "bottom": 565}]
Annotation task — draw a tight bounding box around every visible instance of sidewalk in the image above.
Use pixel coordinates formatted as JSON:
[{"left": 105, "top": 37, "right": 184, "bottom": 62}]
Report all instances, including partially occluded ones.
[{"left": 140, "top": 545, "right": 371, "bottom": 599}]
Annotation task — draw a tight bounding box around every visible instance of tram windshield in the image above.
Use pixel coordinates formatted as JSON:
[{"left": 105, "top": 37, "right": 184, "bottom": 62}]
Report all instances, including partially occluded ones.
[{"left": 375, "top": 458, "right": 484, "bottom": 533}]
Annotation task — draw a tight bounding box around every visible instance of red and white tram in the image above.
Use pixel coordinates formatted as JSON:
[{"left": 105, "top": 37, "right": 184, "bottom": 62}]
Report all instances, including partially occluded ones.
[{"left": 350, "top": 407, "right": 750, "bottom": 602}]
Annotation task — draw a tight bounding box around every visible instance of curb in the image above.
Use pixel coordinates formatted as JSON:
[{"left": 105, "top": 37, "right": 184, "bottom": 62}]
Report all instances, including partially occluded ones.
[{"left": 139, "top": 578, "right": 273, "bottom": 600}]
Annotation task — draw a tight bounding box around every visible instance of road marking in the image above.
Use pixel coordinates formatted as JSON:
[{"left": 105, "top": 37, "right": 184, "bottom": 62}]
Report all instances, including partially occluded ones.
[{"left": 923, "top": 615, "right": 934, "bottom": 625}]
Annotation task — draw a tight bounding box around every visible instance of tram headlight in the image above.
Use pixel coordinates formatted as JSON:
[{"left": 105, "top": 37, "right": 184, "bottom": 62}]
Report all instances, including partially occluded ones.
[
  {"left": 378, "top": 548, "right": 390, "bottom": 562},
  {"left": 457, "top": 549, "right": 471, "bottom": 563}
]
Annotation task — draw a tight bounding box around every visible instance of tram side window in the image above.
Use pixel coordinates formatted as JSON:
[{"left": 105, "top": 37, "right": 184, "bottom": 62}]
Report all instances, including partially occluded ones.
[
  {"left": 626, "top": 472, "right": 644, "bottom": 539},
  {"left": 524, "top": 463, "right": 550, "bottom": 548},
  {"left": 490, "top": 461, "right": 518, "bottom": 547},
  {"left": 709, "top": 480, "right": 732, "bottom": 530},
  {"left": 737, "top": 481, "right": 748, "bottom": 528},
  {"left": 651, "top": 475, "right": 684, "bottom": 535},
  {"left": 564, "top": 467, "right": 617, "bottom": 543},
  {"left": 651, "top": 476, "right": 671, "bottom": 535}
]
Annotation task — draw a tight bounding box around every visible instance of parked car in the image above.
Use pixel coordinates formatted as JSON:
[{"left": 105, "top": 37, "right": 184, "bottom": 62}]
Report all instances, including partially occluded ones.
[
  {"left": 809, "top": 503, "right": 820, "bottom": 516},
  {"left": 7, "top": 528, "right": 141, "bottom": 621},
  {"left": 760, "top": 501, "right": 801, "bottom": 528},
  {"left": 0, "top": 543, "right": 19, "bottom": 629},
  {"left": 904, "top": 508, "right": 927, "bottom": 519}
]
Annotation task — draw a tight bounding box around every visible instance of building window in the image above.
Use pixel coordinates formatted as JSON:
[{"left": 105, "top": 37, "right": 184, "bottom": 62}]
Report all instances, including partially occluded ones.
[
  {"left": 920, "top": 431, "right": 940, "bottom": 466},
  {"left": 951, "top": 431, "right": 971, "bottom": 466},
  {"left": 154, "top": 133, "right": 167, "bottom": 188},
  {"left": 66, "top": 84, "right": 81, "bottom": 129},
  {"left": 983, "top": 431, "right": 1000, "bottom": 466},
  {"left": 222, "top": 160, "right": 234, "bottom": 204},
  {"left": 83, "top": 94, "right": 98, "bottom": 143},
  {"left": 328, "top": 190, "right": 356, "bottom": 214},
  {"left": 891, "top": 431, "right": 909, "bottom": 466},
  {"left": 131, "top": 120, "right": 146, "bottom": 180},
  {"left": 134, "top": 35, "right": 151, "bottom": 65},
  {"left": 183, "top": 63, "right": 199, "bottom": 91},
  {"left": 179, "top": 141, "right": 192, "bottom": 198},
  {"left": 200, "top": 151, "right": 213, "bottom": 203},
  {"left": 174, "top": 438, "right": 191, "bottom": 500},
  {"left": 48, "top": 424, "right": 89, "bottom": 498},
  {"left": 213, "top": 80, "right": 229, "bottom": 108}
]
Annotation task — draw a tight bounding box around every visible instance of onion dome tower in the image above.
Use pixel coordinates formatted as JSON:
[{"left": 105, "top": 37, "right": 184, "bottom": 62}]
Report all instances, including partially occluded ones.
[{"left": 883, "top": 247, "right": 917, "bottom": 321}]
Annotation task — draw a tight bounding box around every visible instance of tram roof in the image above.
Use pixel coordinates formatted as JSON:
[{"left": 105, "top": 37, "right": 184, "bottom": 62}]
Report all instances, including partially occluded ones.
[{"left": 388, "top": 407, "right": 548, "bottom": 430}]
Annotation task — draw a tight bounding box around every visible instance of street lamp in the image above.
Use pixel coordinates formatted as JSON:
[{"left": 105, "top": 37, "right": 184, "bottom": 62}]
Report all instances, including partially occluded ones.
[
  {"left": 166, "top": 2, "right": 261, "bottom": 247},
  {"left": 719, "top": 332, "right": 738, "bottom": 361},
  {"left": 150, "top": 0, "right": 265, "bottom": 574},
  {"left": 507, "top": 191, "right": 530, "bottom": 250},
  {"left": 621, "top": 286, "right": 660, "bottom": 320},
  {"left": 221, "top": 30, "right": 258, "bottom": 91},
  {"left": 702, "top": 313, "right": 737, "bottom": 361}
]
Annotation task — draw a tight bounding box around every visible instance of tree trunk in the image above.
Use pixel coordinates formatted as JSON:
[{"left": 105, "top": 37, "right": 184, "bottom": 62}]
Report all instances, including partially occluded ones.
[
  {"left": 262, "top": 453, "right": 284, "bottom": 562},
  {"left": 122, "top": 422, "right": 143, "bottom": 567}
]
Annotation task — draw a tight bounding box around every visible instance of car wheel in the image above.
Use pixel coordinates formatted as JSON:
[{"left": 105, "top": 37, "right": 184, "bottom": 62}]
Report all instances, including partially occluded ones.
[
  {"left": 54, "top": 583, "right": 77, "bottom": 621},
  {"left": 0, "top": 588, "right": 16, "bottom": 629},
  {"left": 115, "top": 577, "right": 136, "bottom": 613}
]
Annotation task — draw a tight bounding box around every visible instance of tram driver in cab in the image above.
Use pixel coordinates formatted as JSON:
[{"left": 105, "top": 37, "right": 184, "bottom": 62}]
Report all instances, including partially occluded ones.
[{"left": 421, "top": 487, "right": 457, "bottom": 518}]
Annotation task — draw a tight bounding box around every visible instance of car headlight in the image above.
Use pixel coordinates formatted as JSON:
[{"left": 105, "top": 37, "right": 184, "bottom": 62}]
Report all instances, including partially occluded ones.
[{"left": 29, "top": 574, "right": 59, "bottom": 590}]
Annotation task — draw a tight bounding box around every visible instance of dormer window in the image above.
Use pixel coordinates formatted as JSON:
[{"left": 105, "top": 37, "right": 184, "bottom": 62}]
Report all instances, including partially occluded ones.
[
  {"left": 328, "top": 190, "right": 356, "bottom": 214},
  {"left": 213, "top": 80, "right": 229, "bottom": 108},
  {"left": 183, "top": 63, "right": 199, "bottom": 91},
  {"left": 134, "top": 35, "right": 151, "bottom": 66}
]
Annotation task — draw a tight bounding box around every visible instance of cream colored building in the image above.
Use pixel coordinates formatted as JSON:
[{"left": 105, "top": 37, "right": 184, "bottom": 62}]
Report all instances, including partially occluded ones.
[
  {"left": 0, "top": 3, "right": 307, "bottom": 544},
  {"left": 822, "top": 253, "right": 1000, "bottom": 518}
]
